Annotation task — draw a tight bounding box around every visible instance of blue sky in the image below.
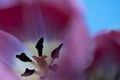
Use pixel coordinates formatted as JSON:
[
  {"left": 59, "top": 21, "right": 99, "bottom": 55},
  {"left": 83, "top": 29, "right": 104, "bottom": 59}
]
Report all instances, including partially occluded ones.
[{"left": 83, "top": 0, "right": 120, "bottom": 36}]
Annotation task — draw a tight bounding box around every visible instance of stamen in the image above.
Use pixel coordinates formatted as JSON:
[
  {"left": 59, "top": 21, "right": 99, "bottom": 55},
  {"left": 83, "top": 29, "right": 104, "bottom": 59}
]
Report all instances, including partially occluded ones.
[
  {"left": 40, "top": 76, "right": 46, "bottom": 80},
  {"left": 32, "top": 55, "right": 48, "bottom": 69},
  {"left": 21, "top": 68, "right": 35, "bottom": 76},
  {"left": 51, "top": 43, "right": 63, "bottom": 59},
  {"left": 35, "top": 37, "right": 44, "bottom": 56},
  {"left": 49, "top": 64, "right": 58, "bottom": 72},
  {"left": 16, "top": 53, "right": 32, "bottom": 62},
  {"left": 16, "top": 37, "right": 63, "bottom": 79}
]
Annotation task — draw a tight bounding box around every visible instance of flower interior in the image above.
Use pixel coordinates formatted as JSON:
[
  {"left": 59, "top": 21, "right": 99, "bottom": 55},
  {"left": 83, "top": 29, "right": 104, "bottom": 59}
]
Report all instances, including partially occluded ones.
[{"left": 16, "top": 37, "right": 63, "bottom": 80}]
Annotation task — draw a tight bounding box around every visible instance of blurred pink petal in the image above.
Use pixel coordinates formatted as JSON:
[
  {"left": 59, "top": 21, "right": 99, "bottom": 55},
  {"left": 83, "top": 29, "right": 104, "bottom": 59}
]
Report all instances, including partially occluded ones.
[
  {"left": 93, "top": 31, "right": 120, "bottom": 67},
  {"left": 0, "top": 4, "right": 24, "bottom": 41},
  {"left": 0, "top": 30, "right": 25, "bottom": 66},
  {"left": 0, "top": 61, "right": 19, "bottom": 80},
  {"left": 108, "top": 30, "right": 120, "bottom": 45},
  {"left": 0, "top": 0, "right": 19, "bottom": 9},
  {"left": 87, "top": 30, "right": 120, "bottom": 79},
  {"left": 0, "top": 1, "right": 71, "bottom": 41}
]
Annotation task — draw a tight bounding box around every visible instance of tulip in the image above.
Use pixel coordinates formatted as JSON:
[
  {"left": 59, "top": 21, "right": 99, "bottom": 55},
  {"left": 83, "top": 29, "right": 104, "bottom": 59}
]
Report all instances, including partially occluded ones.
[
  {"left": 88, "top": 30, "right": 120, "bottom": 80},
  {"left": 0, "top": 0, "right": 92, "bottom": 80}
]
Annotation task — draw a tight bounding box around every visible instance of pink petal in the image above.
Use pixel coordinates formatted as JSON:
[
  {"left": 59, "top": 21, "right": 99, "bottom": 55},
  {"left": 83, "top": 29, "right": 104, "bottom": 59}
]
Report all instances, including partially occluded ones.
[
  {"left": 38, "top": 2, "right": 70, "bottom": 40},
  {"left": 0, "top": 0, "right": 19, "bottom": 9},
  {"left": 0, "top": 4, "right": 25, "bottom": 41},
  {"left": 46, "top": 1, "right": 92, "bottom": 79},
  {"left": 56, "top": 19, "right": 92, "bottom": 79},
  {"left": 0, "top": 61, "right": 20, "bottom": 80},
  {"left": 18, "top": 1, "right": 72, "bottom": 41},
  {"left": 88, "top": 31, "right": 120, "bottom": 72},
  {"left": 0, "top": 5, "right": 22, "bottom": 27},
  {"left": 0, "top": 1, "right": 83, "bottom": 42},
  {"left": 109, "top": 30, "right": 120, "bottom": 45},
  {"left": 58, "top": 0, "right": 91, "bottom": 73},
  {"left": 0, "top": 30, "right": 25, "bottom": 66}
]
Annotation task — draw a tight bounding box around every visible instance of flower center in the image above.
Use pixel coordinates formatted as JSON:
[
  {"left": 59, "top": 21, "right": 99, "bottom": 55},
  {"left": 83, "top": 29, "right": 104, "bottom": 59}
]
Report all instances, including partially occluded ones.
[{"left": 15, "top": 37, "right": 63, "bottom": 80}]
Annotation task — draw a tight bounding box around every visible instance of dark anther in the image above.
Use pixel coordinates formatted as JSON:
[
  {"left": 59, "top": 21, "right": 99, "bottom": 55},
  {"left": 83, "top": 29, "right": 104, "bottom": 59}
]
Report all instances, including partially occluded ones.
[
  {"left": 49, "top": 64, "right": 58, "bottom": 72},
  {"left": 40, "top": 76, "right": 46, "bottom": 80},
  {"left": 36, "top": 37, "right": 44, "bottom": 56},
  {"left": 16, "top": 53, "right": 32, "bottom": 62},
  {"left": 51, "top": 43, "right": 63, "bottom": 59},
  {"left": 21, "top": 68, "right": 35, "bottom": 76}
]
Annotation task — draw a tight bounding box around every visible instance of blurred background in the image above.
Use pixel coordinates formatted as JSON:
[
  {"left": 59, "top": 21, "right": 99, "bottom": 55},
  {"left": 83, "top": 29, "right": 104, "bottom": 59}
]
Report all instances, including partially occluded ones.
[{"left": 79, "top": 0, "right": 120, "bottom": 36}]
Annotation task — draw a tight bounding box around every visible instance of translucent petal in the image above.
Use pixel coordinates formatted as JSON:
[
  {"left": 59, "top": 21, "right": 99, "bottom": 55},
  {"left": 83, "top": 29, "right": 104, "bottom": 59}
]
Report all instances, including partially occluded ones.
[
  {"left": 0, "top": 61, "right": 20, "bottom": 80},
  {"left": 91, "top": 31, "right": 120, "bottom": 68},
  {"left": 88, "top": 31, "right": 120, "bottom": 80},
  {"left": 0, "top": 0, "right": 19, "bottom": 9},
  {"left": 46, "top": 11, "right": 92, "bottom": 80},
  {"left": 0, "top": 4, "right": 24, "bottom": 41},
  {"left": 59, "top": 13, "right": 92, "bottom": 73},
  {"left": 0, "top": 30, "right": 26, "bottom": 67},
  {"left": 0, "top": 1, "right": 79, "bottom": 42}
]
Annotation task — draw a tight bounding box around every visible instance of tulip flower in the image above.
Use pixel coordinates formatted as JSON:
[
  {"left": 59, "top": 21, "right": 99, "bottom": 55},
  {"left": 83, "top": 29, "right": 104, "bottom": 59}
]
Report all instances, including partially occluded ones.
[
  {"left": 88, "top": 30, "right": 120, "bottom": 80},
  {"left": 0, "top": 0, "right": 92, "bottom": 80}
]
